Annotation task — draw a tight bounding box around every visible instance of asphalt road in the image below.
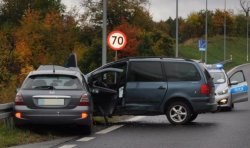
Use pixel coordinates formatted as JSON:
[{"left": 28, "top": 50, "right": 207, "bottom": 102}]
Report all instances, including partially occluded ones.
[{"left": 53, "top": 64, "right": 250, "bottom": 148}]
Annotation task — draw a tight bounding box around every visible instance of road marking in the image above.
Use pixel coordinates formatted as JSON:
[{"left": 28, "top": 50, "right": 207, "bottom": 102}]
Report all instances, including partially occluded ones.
[
  {"left": 58, "top": 144, "right": 76, "bottom": 148},
  {"left": 125, "top": 116, "right": 145, "bottom": 122},
  {"left": 96, "top": 125, "right": 124, "bottom": 134},
  {"left": 76, "top": 137, "right": 95, "bottom": 142}
]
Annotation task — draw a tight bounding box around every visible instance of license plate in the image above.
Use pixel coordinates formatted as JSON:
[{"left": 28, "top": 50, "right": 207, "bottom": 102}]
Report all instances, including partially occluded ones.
[{"left": 38, "top": 99, "right": 64, "bottom": 106}]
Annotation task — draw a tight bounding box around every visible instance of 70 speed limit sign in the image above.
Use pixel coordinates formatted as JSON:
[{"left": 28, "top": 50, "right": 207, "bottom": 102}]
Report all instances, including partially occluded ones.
[{"left": 107, "top": 31, "right": 127, "bottom": 51}]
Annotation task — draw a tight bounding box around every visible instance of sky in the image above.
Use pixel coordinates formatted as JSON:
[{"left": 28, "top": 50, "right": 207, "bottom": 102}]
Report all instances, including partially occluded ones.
[{"left": 61, "top": 0, "right": 243, "bottom": 22}]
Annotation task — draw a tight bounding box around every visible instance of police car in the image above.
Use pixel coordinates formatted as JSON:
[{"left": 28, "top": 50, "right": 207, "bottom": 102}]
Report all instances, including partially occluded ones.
[{"left": 207, "top": 64, "right": 248, "bottom": 111}]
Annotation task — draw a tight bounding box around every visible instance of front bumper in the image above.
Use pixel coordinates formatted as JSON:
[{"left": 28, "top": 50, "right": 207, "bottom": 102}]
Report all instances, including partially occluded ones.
[{"left": 215, "top": 94, "right": 231, "bottom": 108}]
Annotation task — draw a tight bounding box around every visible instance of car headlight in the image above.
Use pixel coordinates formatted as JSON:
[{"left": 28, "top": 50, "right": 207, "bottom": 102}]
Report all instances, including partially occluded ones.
[
  {"left": 218, "top": 98, "right": 228, "bottom": 105},
  {"left": 217, "top": 89, "right": 228, "bottom": 95}
]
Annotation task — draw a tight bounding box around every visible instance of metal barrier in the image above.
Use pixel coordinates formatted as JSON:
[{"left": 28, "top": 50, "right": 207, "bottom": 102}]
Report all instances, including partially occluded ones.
[{"left": 0, "top": 103, "right": 14, "bottom": 128}]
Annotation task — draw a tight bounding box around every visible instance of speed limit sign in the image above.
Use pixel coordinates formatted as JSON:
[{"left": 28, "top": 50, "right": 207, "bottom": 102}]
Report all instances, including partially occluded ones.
[{"left": 107, "top": 31, "right": 127, "bottom": 51}]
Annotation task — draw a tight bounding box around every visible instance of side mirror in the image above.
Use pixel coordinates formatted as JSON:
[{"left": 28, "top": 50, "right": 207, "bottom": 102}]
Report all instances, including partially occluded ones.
[{"left": 230, "top": 81, "right": 239, "bottom": 86}]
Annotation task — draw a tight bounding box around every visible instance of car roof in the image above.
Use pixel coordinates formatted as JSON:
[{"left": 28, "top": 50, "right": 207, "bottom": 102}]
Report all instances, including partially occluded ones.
[
  {"left": 121, "top": 57, "right": 195, "bottom": 62},
  {"left": 28, "top": 65, "right": 82, "bottom": 78},
  {"left": 103, "top": 57, "right": 197, "bottom": 67}
]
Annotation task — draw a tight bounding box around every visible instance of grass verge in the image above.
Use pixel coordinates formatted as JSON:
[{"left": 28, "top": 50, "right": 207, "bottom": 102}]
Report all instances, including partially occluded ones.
[{"left": 0, "top": 122, "right": 59, "bottom": 148}]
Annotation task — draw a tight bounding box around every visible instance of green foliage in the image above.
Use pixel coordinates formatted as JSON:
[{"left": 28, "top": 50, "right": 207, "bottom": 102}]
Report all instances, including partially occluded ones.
[
  {"left": 179, "top": 36, "right": 249, "bottom": 70},
  {"left": 0, "top": 0, "right": 65, "bottom": 27}
]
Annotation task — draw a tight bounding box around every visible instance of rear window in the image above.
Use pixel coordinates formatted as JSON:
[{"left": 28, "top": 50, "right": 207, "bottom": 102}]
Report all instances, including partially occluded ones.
[
  {"left": 199, "top": 63, "right": 212, "bottom": 80},
  {"left": 22, "top": 75, "right": 84, "bottom": 90},
  {"left": 164, "top": 62, "right": 201, "bottom": 82}
]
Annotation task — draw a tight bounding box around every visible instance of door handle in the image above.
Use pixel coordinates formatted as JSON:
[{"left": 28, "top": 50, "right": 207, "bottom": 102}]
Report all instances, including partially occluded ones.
[{"left": 158, "top": 86, "right": 166, "bottom": 89}]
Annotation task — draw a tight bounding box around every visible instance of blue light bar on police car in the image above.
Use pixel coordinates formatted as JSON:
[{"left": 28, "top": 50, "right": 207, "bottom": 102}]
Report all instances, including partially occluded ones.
[{"left": 216, "top": 64, "right": 223, "bottom": 69}]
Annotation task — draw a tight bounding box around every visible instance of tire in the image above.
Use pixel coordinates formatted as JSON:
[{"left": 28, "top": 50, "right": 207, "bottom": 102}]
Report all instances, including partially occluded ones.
[
  {"left": 79, "top": 115, "right": 93, "bottom": 135},
  {"left": 83, "top": 124, "right": 92, "bottom": 135},
  {"left": 166, "top": 101, "right": 192, "bottom": 125},
  {"left": 231, "top": 103, "right": 234, "bottom": 109},
  {"left": 188, "top": 113, "right": 198, "bottom": 122}
]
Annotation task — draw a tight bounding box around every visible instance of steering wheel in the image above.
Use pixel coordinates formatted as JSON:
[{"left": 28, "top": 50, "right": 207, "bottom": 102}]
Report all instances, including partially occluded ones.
[{"left": 93, "top": 79, "right": 108, "bottom": 88}]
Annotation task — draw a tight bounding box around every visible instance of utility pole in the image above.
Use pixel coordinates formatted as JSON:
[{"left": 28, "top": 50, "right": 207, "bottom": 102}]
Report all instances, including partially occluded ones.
[
  {"left": 205, "top": 0, "right": 208, "bottom": 63},
  {"left": 224, "top": 0, "right": 227, "bottom": 61},
  {"left": 102, "top": 0, "right": 107, "bottom": 65},
  {"left": 176, "top": 0, "right": 179, "bottom": 58},
  {"left": 247, "top": 10, "right": 249, "bottom": 62}
]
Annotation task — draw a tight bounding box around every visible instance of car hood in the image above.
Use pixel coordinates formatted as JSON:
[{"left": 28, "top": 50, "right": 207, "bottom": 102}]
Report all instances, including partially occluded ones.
[{"left": 214, "top": 83, "right": 228, "bottom": 93}]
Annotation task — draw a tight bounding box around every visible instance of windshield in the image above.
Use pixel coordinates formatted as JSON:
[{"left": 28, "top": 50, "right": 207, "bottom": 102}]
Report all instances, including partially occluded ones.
[
  {"left": 210, "top": 72, "right": 226, "bottom": 84},
  {"left": 22, "top": 75, "right": 84, "bottom": 90}
]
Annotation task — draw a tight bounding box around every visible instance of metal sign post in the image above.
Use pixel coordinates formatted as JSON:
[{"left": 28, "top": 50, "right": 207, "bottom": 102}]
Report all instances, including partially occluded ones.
[{"left": 102, "top": 0, "right": 107, "bottom": 65}]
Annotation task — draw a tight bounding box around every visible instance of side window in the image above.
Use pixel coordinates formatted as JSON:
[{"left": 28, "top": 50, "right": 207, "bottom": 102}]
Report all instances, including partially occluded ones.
[
  {"left": 230, "top": 71, "right": 245, "bottom": 83},
  {"left": 103, "top": 72, "right": 116, "bottom": 85},
  {"left": 128, "top": 61, "right": 164, "bottom": 82},
  {"left": 164, "top": 62, "right": 201, "bottom": 82}
]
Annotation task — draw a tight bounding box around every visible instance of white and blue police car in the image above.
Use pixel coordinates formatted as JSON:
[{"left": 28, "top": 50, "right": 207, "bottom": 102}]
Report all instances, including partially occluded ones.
[{"left": 207, "top": 64, "right": 248, "bottom": 111}]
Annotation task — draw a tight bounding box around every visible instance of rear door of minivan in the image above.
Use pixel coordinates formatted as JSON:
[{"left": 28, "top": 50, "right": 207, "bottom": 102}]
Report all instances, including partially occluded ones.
[{"left": 124, "top": 61, "right": 168, "bottom": 112}]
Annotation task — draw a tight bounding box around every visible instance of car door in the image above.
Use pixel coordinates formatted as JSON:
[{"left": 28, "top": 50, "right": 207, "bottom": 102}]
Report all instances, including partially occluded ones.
[
  {"left": 229, "top": 70, "right": 248, "bottom": 103},
  {"left": 124, "top": 61, "right": 168, "bottom": 112},
  {"left": 87, "top": 68, "right": 124, "bottom": 116}
]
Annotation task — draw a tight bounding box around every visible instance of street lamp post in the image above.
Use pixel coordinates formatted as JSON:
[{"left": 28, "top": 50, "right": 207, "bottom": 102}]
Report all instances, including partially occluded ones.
[
  {"left": 224, "top": 0, "right": 227, "bottom": 61},
  {"left": 247, "top": 2, "right": 249, "bottom": 62},
  {"left": 102, "top": 0, "right": 107, "bottom": 65},
  {"left": 247, "top": 14, "right": 249, "bottom": 62},
  {"left": 176, "top": 0, "right": 179, "bottom": 58},
  {"left": 205, "top": 0, "right": 208, "bottom": 63}
]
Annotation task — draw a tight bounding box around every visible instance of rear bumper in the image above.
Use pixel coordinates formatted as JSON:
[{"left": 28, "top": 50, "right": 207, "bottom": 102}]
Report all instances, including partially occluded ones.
[
  {"left": 14, "top": 106, "right": 92, "bottom": 125},
  {"left": 191, "top": 98, "right": 217, "bottom": 113}
]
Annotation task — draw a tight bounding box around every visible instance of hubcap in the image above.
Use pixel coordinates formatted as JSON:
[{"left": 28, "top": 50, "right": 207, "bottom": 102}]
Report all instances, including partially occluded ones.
[{"left": 170, "top": 105, "right": 187, "bottom": 123}]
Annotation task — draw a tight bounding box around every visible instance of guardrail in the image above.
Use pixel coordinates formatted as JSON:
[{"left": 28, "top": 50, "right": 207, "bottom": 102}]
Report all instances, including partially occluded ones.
[{"left": 0, "top": 103, "right": 14, "bottom": 128}]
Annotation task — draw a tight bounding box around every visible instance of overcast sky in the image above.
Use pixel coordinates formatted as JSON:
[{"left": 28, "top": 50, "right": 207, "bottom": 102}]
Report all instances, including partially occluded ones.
[{"left": 61, "top": 0, "right": 243, "bottom": 21}]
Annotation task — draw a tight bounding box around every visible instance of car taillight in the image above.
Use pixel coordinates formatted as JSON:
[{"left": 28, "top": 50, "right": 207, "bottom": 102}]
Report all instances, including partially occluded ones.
[
  {"left": 200, "top": 84, "right": 210, "bottom": 95},
  {"left": 15, "top": 93, "right": 24, "bottom": 105},
  {"left": 79, "top": 94, "right": 89, "bottom": 106}
]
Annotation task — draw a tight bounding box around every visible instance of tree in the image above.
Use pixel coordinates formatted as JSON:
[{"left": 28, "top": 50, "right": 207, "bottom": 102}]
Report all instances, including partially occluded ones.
[
  {"left": 212, "top": 9, "right": 234, "bottom": 35},
  {"left": 112, "top": 20, "right": 141, "bottom": 59},
  {"left": 0, "top": 0, "right": 65, "bottom": 26},
  {"left": 81, "top": 0, "right": 151, "bottom": 30},
  {"left": 235, "top": 14, "right": 247, "bottom": 37},
  {"left": 240, "top": 0, "right": 250, "bottom": 17}
]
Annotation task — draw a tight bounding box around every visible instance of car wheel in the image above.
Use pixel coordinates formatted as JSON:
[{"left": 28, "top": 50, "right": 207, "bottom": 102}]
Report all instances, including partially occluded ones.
[
  {"left": 166, "top": 101, "right": 191, "bottom": 125},
  {"left": 79, "top": 116, "right": 93, "bottom": 135},
  {"left": 83, "top": 124, "right": 92, "bottom": 135},
  {"left": 231, "top": 103, "right": 234, "bottom": 109},
  {"left": 188, "top": 113, "right": 198, "bottom": 122}
]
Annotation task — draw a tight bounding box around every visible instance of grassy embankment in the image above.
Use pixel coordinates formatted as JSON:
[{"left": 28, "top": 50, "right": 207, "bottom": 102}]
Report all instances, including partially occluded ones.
[{"left": 178, "top": 36, "right": 249, "bottom": 70}]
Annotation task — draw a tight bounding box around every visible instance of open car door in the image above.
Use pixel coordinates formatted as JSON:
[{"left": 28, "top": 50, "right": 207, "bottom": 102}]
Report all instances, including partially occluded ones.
[
  {"left": 87, "top": 68, "right": 123, "bottom": 121},
  {"left": 229, "top": 70, "right": 248, "bottom": 103}
]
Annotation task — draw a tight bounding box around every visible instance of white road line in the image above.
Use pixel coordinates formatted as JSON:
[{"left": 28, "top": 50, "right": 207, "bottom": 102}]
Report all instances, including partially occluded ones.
[
  {"left": 58, "top": 144, "right": 76, "bottom": 148},
  {"left": 125, "top": 116, "right": 145, "bottom": 122},
  {"left": 96, "top": 125, "right": 124, "bottom": 134},
  {"left": 76, "top": 137, "right": 96, "bottom": 142}
]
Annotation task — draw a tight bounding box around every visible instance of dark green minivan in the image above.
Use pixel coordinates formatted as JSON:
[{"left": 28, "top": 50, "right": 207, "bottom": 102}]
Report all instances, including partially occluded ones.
[{"left": 87, "top": 57, "right": 217, "bottom": 125}]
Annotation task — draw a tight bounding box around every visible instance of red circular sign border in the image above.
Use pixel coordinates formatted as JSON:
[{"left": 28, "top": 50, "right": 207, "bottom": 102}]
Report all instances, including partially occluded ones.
[{"left": 107, "top": 30, "right": 127, "bottom": 51}]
